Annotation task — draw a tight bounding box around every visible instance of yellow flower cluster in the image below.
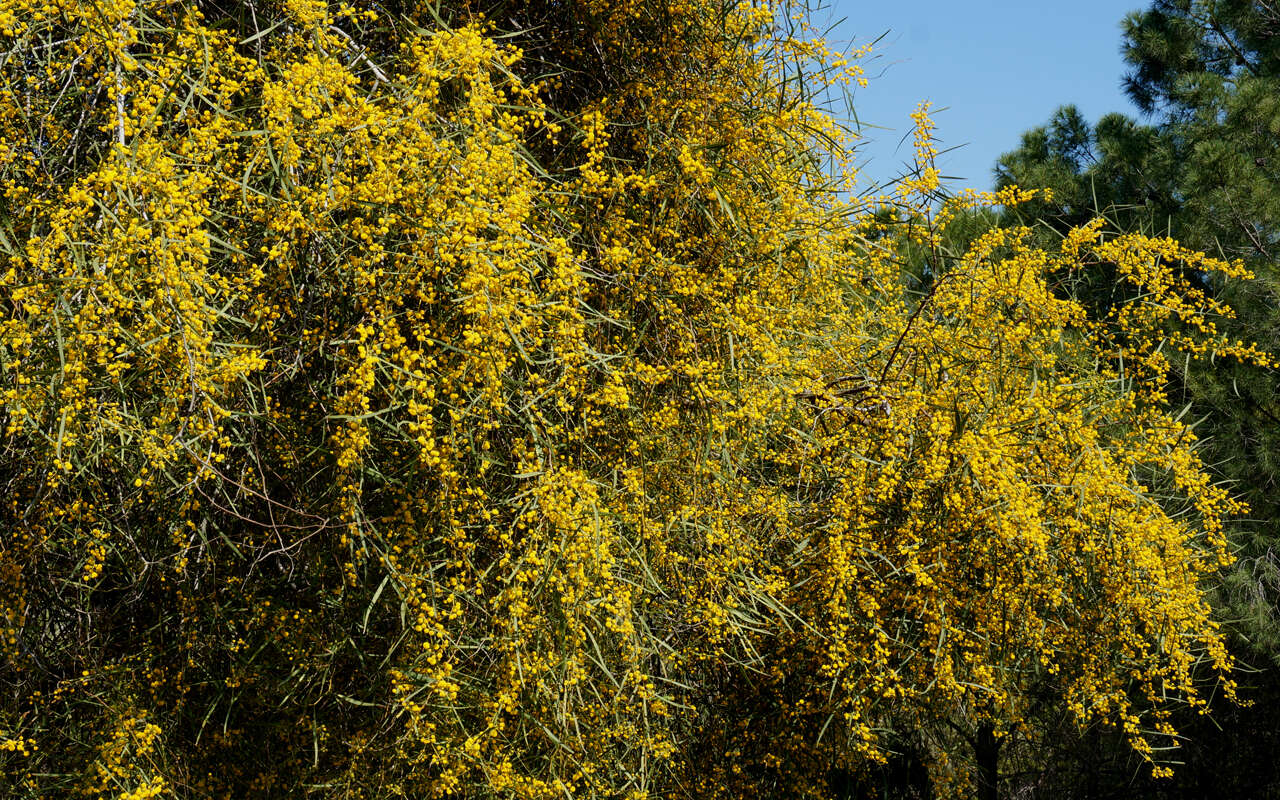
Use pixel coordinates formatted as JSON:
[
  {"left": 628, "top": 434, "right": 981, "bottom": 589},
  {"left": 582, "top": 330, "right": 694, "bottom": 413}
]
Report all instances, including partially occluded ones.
[{"left": 87, "top": 713, "right": 166, "bottom": 799}]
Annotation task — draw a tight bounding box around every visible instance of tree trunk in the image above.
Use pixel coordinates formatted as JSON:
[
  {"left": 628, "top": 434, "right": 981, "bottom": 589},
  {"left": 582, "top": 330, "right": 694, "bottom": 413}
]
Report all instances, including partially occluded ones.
[{"left": 976, "top": 723, "right": 1000, "bottom": 800}]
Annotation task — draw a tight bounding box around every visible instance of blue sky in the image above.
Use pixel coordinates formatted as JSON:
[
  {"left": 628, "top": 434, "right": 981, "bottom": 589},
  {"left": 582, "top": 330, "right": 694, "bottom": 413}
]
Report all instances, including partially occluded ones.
[{"left": 818, "top": 1, "right": 1146, "bottom": 191}]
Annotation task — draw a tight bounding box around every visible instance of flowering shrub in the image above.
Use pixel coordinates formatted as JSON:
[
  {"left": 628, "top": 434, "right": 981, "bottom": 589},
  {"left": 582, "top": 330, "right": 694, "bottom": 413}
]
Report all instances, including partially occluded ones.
[{"left": 0, "top": 0, "right": 1263, "bottom": 797}]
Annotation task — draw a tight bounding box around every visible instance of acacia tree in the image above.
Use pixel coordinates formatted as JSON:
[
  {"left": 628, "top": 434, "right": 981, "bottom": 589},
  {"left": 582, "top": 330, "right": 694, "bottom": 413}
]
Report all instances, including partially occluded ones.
[{"left": 0, "top": 1, "right": 1263, "bottom": 797}]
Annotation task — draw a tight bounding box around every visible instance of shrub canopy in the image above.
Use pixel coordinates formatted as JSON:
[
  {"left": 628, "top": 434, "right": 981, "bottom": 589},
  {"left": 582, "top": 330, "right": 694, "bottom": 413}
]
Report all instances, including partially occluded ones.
[{"left": 0, "top": 0, "right": 1264, "bottom": 797}]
